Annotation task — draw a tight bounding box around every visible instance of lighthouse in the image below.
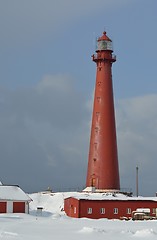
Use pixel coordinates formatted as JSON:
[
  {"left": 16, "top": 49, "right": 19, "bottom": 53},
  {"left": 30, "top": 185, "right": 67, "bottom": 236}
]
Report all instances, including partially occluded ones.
[
  {"left": 86, "top": 31, "right": 120, "bottom": 191},
  {"left": 64, "top": 31, "right": 157, "bottom": 220}
]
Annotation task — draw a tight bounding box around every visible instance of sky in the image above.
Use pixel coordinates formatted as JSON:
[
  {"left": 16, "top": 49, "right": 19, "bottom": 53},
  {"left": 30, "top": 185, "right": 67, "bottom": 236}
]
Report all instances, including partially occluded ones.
[{"left": 0, "top": 0, "right": 157, "bottom": 196}]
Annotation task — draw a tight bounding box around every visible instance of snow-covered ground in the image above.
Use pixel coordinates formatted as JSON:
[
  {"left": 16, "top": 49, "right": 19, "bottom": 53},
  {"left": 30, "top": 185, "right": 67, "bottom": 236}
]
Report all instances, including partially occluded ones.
[{"left": 0, "top": 191, "right": 157, "bottom": 239}]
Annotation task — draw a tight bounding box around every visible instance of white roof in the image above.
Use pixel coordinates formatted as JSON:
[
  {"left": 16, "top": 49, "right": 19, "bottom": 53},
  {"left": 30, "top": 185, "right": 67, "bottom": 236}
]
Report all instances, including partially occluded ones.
[
  {"left": 65, "top": 192, "right": 157, "bottom": 201},
  {"left": 0, "top": 185, "right": 32, "bottom": 201},
  {"left": 136, "top": 208, "right": 150, "bottom": 213}
]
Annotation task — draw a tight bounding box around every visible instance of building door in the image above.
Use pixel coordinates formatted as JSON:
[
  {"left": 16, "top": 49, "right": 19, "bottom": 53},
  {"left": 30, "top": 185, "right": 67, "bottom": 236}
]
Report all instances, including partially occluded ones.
[
  {"left": 13, "top": 202, "right": 25, "bottom": 213},
  {"left": 0, "top": 202, "right": 6, "bottom": 213},
  {"left": 91, "top": 177, "right": 96, "bottom": 187},
  {"left": 91, "top": 174, "right": 98, "bottom": 187}
]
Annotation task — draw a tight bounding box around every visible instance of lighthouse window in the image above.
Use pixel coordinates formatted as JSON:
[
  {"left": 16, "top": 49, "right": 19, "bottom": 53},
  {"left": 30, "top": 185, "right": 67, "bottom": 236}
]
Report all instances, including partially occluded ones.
[
  {"left": 97, "top": 96, "right": 101, "bottom": 102},
  {"left": 93, "top": 158, "right": 96, "bottom": 162},
  {"left": 96, "top": 112, "right": 100, "bottom": 121},
  {"left": 95, "top": 127, "right": 98, "bottom": 133},
  {"left": 98, "top": 82, "right": 101, "bottom": 86},
  {"left": 113, "top": 208, "right": 118, "bottom": 214},
  {"left": 87, "top": 208, "right": 92, "bottom": 214}
]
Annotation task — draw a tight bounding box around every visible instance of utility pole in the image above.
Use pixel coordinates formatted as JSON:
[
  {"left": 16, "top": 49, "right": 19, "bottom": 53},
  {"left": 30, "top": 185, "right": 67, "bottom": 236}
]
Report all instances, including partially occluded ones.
[{"left": 136, "top": 165, "right": 139, "bottom": 197}]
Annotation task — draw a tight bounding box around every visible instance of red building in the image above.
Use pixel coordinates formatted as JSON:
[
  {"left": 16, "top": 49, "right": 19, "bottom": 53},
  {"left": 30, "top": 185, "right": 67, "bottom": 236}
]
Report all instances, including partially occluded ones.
[
  {"left": 64, "top": 193, "right": 157, "bottom": 219},
  {"left": 0, "top": 185, "right": 32, "bottom": 214}
]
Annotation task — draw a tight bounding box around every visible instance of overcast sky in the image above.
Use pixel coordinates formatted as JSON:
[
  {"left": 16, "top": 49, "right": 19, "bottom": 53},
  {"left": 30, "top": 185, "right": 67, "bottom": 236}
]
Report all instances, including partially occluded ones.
[{"left": 0, "top": 0, "right": 157, "bottom": 196}]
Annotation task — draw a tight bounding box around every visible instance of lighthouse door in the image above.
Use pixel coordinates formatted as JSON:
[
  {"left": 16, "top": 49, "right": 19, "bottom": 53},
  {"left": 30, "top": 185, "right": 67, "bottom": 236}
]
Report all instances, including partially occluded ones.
[
  {"left": 91, "top": 178, "right": 96, "bottom": 187},
  {"left": 91, "top": 175, "right": 98, "bottom": 187}
]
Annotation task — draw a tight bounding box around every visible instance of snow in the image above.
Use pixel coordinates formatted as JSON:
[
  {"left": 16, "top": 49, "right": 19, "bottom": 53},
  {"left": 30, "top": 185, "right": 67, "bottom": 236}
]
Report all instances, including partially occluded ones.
[
  {"left": 0, "top": 185, "right": 31, "bottom": 201},
  {"left": 0, "top": 191, "right": 157, "bottom": 239},
  {"left": 136, "top": 208, "right": 150, "bottom": 213},
  {"left": 64, "top": 191, "right": 157, "bottom": 201}
]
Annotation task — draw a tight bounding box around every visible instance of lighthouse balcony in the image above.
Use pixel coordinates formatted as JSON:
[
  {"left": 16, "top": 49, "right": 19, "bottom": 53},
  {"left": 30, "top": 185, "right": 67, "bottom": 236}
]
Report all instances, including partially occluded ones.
[
  {"left": 112, "top": 54, "right": 116, "bottom": 61},
  {"left": 92, "top": 54, "right": 116, "bottom": 62}
]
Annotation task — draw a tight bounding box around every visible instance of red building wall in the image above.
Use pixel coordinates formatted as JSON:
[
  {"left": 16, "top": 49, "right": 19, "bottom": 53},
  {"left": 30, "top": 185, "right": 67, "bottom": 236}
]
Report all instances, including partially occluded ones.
[
  {"left": 64, "top": 198, "right": 157, "bottom": 219},
  {"left": 64, "top": 198, "right": 79, "bottom": 218}
]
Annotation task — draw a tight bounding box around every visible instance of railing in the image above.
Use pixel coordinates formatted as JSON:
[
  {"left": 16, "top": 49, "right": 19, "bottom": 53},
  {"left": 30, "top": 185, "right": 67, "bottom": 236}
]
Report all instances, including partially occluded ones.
[
  {"left": 92, "top": 54, "right": 116, "bottom": 62},
  {"left": 112, "top": 54, "right": 116, "bottom": 61}
]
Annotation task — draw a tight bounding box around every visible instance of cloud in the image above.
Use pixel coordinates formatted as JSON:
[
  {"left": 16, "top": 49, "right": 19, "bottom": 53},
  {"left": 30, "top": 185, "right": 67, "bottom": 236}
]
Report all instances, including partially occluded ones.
[
  {"left": 85, "top": 92, "right": 157, "bottom": 196},
  {"left": 1, "top": 74, "right": 156, "bottom": 196},
  {"left": 0, "top": 0, "right": 133, "bottom": 47},
  {"left": 116, "top": 94, "right": 157, "bottom": 196},
  {"left": 0, "top": 74, "right": 90, "bottom": 192}
]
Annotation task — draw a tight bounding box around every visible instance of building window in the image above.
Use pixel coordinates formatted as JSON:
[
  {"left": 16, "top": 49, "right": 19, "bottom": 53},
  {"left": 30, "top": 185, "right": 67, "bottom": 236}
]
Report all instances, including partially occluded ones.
[
  {"left": 126, "top": 208, "right": 131, "bottom": 214},
  {"left": 100, "top": 208, "right": 105, "bottom": 214},
  {"left": 113, "top": 208, "right": 118, "bottom": 214},
  {"left": 152, "top": 208, "right": 156, "bottom": 214},
  {"left": 87, "top": 208, "right": 92, "bottom": 214},
  {"left": 74, "top": 207, "right": 76, "bottom": 214}
]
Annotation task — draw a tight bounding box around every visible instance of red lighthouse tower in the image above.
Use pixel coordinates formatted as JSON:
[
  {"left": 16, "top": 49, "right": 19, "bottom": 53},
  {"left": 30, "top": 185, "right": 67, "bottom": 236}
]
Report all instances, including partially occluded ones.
[{"left": 86, "top": 31, "right": 120, "bottom": 190}]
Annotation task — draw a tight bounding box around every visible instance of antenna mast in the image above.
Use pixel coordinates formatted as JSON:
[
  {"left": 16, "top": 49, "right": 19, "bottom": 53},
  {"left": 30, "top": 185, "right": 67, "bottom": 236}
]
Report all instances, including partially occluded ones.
[{"left": 136, "top": 165, "right": 139, "bottom": 197}]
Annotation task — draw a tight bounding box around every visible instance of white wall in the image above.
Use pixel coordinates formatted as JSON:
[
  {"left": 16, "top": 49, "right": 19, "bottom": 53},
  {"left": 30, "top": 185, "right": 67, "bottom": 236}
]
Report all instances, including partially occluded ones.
[
  {"left": 25, "top": 201, "right": 29, "bottom": 214},
  {"left": 7, "top": 201, "right": 13, "bottom": 213}
]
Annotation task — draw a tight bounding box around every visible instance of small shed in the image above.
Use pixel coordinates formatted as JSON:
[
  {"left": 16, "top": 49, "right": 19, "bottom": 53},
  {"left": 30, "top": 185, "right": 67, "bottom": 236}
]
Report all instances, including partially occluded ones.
[{"left": 0, "top": 185, "right": 32, "bottom": 214}]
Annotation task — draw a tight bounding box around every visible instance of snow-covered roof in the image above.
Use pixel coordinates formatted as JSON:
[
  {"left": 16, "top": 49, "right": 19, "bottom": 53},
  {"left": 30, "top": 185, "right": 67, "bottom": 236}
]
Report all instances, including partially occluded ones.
[
  {"left": 136, "top": 208, "right": 150, "bottom": 213},
  {"left": 0, "top": 185, "right": 32, "bottom": 201},
  {"left": 65, "top": 192, "right": 157, "bottom": 201}
]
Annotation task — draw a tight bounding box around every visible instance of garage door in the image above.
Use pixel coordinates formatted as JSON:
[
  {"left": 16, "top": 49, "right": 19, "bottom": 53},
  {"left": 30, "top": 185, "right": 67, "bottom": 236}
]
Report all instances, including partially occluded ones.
[
  {"left": 13, "top": 202, "right": 25, "bottom": 213},
  {"left": 0, "top": 202, "right": 6, "bottom": 213}
]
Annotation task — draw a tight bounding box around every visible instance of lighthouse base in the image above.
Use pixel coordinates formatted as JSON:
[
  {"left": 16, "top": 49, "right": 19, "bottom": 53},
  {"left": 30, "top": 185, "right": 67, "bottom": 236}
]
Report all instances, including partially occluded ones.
[
  {"left": 83, "top": 187, "right": 119, "bottom": 193},
  {"left": 83, "top": 187, "right": 132, "bottom": 196}
]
